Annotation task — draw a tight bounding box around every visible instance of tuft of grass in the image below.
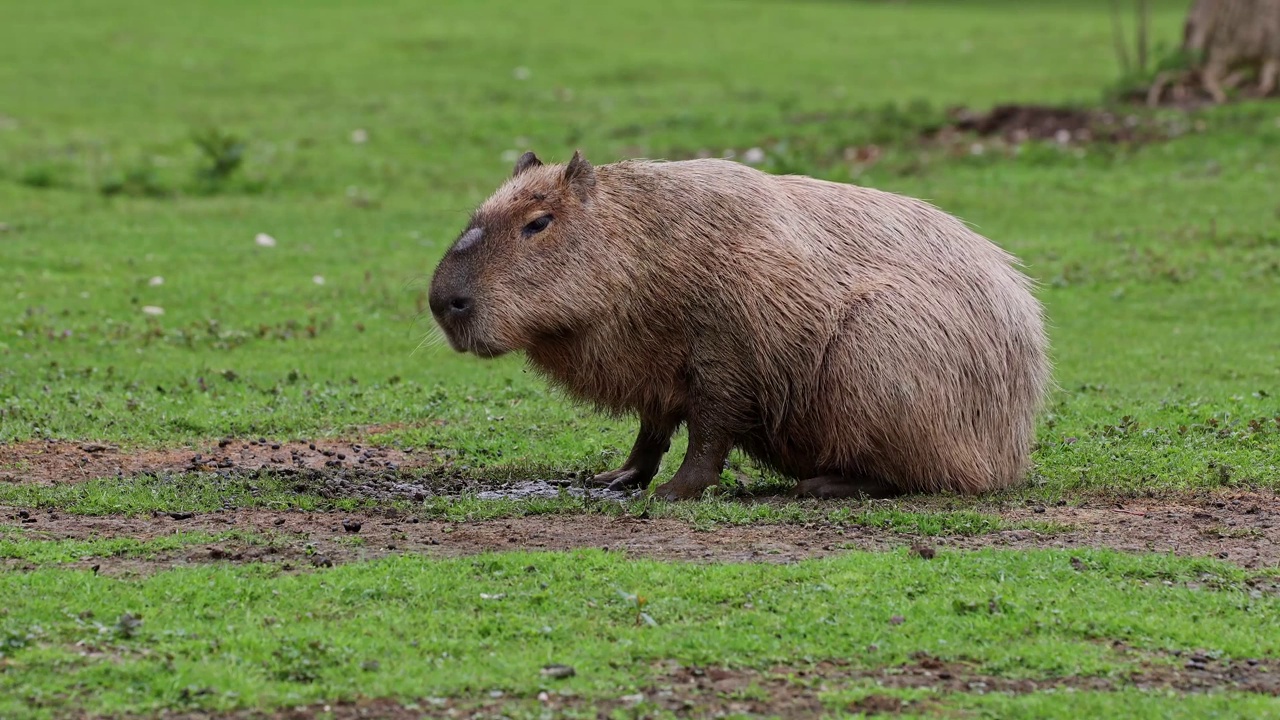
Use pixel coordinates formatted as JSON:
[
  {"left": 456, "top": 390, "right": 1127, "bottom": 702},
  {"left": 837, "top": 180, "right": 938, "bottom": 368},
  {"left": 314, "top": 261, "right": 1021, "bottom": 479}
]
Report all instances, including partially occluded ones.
[
  {"left": 191, "top": 128, "right": 246, "bottom": 185},
  {"left": 98, "top": 160, "right": 171, "bottom": 199},
  {"left": 0, "top": 529, "right": 266, "bottom": 565},
  {"left": 17, "top": 165, "right": 60, "bottom": 190},
  {"left": 955, "top": 688, "right": 1280, "bottom": 720}
]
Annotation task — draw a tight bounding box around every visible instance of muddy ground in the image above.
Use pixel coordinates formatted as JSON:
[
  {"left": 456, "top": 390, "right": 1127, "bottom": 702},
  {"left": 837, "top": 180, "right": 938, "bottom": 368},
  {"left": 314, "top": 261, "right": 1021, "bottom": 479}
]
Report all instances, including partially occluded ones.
[
  {"left": 935, "top": 103, "right": 1171, "bottom": 146},
  {"left": 2, "top": 440, "right": 1277, "bottom": 573},
  {"left": 0, "top": 436, "right": 440, "bottom": 486},
  {"left": 5, "top": 497, "right": 1279, "bottom": 576}
]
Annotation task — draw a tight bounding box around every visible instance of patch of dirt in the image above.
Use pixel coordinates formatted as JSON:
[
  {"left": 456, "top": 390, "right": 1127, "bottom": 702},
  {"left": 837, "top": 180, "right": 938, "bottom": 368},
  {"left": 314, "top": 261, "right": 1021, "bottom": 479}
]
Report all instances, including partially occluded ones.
[
  {"left": 0, "top": 439, "right": 636, "bottom": 503},
  {"left": 3, "top": 493, "right": 1278, "bottom": 574},
  {"left": 989, "top": 494, "right": 1280, "bottom": 570},
  {"left": 0, "top": 438, "right": 439, "bottom": 486},
  {"left": 930, "top": 103, "right": 1188, "bottom": 146},
  {"left": 125, "top": 654, "right": 1280, "bottom": 719},
  {"left": 0, "top": 508, "right": 885, "bottom": 575},
  {"left": 1, "top": 441, "right": 1278, "bottom": 570}
]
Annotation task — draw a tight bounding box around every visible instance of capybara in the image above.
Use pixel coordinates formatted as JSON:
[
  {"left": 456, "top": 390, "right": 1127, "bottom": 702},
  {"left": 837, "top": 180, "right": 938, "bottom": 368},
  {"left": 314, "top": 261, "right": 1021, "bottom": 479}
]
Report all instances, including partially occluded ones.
[{"left": 429, "top": 151, "right": 1050, "bottom": 500}]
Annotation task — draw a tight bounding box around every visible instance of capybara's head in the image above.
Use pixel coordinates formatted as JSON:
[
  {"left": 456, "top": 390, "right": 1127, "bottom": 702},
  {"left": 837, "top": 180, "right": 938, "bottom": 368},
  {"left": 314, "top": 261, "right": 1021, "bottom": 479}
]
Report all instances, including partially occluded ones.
[{"left": 429, "top": 150, "right": 606, "bottom": 358}]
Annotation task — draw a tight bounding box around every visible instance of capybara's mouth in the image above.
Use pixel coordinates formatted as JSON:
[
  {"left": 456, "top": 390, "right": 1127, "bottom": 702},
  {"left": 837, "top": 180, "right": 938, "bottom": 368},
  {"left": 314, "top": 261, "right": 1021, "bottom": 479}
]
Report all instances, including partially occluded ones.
[
  {"left": 438, "top": 326, "right": 508, "bottom": 358},
  {"left": 469, "top": 340, "right": 509, "bottom": 359}
]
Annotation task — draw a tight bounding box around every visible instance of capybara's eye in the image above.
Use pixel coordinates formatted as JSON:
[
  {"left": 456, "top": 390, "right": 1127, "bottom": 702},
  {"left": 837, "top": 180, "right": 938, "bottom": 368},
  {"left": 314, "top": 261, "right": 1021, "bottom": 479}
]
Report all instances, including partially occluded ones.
[{"left": 523, "top": 215, "right": 553, "bottom": 235}]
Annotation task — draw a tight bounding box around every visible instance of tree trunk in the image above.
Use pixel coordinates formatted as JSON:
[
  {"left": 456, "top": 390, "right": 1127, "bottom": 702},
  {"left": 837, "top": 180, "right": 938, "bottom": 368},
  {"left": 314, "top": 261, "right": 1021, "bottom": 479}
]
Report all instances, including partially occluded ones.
[{"left": 1181, "top": 0, "right": 1280, "bottom": 102}]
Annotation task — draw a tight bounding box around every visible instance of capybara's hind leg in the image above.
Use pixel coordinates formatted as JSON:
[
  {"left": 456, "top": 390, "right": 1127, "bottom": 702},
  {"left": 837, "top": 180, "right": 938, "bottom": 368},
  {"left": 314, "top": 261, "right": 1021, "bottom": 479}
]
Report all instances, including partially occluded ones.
[{"left": 792, "top": 474, "right": 902, "bottom": 500}]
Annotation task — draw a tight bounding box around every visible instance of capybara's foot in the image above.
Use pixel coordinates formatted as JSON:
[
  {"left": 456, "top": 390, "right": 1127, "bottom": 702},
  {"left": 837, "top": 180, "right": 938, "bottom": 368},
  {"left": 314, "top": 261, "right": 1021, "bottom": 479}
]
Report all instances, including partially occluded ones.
[
  {"left": 792, "top": 475, "right": 902, "bottom": 500},
  {"left": 652, "top": 469, "right": 721, "bottom": 501},
  {"left": 591, "top": 467, "right": 655, "bottom": 491}
]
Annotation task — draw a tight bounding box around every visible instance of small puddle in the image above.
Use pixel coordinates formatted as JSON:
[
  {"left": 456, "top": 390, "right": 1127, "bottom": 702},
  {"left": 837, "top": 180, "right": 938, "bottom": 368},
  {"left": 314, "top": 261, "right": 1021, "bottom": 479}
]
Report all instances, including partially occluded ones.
[{"left": 473, "top": 479, "right": 637, "bottom": 502}]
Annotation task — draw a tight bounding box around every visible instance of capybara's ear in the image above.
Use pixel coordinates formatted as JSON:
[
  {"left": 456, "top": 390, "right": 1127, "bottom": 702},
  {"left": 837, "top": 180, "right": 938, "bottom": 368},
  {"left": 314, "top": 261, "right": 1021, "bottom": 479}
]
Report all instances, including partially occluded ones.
[
  {"left": 513, "top": 151, "right": 542, "bottom": 176},
  {"left": 563, "top": 150, "right": 596, "bottom": 201}
]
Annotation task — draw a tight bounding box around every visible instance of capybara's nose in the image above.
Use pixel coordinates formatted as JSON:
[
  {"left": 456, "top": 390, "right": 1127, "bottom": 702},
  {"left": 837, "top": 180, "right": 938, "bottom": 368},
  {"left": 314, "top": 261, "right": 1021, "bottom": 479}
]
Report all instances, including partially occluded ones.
[
  {"left": 446, "top": 296, "right": 473, "bottom": 318},
  {"left": 429, "top": 288, "right": 473, "bottom": 322}
]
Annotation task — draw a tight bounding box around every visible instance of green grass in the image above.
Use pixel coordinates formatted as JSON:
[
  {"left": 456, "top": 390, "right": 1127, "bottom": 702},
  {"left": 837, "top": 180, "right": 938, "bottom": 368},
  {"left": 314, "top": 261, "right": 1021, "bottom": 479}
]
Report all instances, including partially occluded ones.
[
  {"left": 2, "top": 549, "right": 1277, "bottom": 719},
  {"left": 2, "top": 0, "right": 1279, "bottom": 716},
  {"left": 953, "top": 690, "right": 1280, "bottom": 720}
]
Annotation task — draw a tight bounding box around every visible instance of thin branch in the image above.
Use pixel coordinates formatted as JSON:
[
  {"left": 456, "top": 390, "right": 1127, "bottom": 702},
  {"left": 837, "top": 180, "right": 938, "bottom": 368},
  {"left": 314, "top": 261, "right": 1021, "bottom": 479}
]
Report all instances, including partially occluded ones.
[
  {"left": 1136, "top": 0, "right": 1150, "bottom": 74},
  {"left": 1111, "top": 0, "right": 1132, "bottom": 75}
]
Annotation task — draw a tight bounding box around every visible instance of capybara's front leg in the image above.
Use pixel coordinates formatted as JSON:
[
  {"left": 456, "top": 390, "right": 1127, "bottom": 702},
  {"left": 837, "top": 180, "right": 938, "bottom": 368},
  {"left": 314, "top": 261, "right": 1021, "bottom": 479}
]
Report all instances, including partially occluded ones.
[
  {"left": 652, "top": 419, "right": 731, "bottom": 501},
  {"left": 592, "top": 416, "right": 676, "bottom": 491}
]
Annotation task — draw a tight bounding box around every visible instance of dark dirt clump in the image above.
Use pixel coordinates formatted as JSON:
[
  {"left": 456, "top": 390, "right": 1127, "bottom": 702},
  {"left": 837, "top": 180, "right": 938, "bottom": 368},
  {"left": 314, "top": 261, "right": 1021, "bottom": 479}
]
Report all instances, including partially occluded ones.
[{"left": 932, "top": 103, "right": 1188, "bottom": 146}]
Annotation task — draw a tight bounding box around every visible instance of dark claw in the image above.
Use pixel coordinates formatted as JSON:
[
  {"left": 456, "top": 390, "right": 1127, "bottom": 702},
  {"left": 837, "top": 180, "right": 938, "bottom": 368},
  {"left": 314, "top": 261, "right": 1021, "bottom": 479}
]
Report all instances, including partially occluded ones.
[{"left": 605, "top": 476, "right": 642, "bottom": 492}]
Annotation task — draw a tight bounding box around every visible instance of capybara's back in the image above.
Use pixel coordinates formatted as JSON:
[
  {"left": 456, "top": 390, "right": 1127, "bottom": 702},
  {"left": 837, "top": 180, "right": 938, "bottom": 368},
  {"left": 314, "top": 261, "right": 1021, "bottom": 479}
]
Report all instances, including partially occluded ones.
[
  {"left": 429, "top": 152, "right": 1050, "bottom": 500},
  {"left": 762, "top": 170, "right": 1050, "bottom": 494}
]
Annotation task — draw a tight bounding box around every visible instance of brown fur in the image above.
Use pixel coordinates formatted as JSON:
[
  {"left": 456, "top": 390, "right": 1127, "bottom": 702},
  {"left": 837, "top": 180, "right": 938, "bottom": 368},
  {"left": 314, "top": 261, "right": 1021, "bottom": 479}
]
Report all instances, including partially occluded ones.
[
  {"left": 429, "top": 152, "right": 1051, "bottom": 500},
  {"left": 1184, "top": 0, "right": 1280, "bottom": 102}
]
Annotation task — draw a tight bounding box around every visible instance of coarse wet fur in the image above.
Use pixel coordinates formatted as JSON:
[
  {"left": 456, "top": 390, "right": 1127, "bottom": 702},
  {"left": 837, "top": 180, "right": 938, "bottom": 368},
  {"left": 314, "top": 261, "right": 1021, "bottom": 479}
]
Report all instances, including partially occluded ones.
[
  {"left": 429, "top": 151, "right": 1051, "bottom": 500},
  {"left": 1183, "top": 0, "right": 1280, "bottom": 102}
]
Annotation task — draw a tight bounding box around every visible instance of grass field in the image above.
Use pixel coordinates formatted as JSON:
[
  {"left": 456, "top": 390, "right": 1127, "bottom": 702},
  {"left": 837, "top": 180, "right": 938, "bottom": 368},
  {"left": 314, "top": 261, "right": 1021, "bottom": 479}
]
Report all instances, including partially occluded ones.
[{"left": 2, "top": 0, "right": 1279, "bottom": 717}]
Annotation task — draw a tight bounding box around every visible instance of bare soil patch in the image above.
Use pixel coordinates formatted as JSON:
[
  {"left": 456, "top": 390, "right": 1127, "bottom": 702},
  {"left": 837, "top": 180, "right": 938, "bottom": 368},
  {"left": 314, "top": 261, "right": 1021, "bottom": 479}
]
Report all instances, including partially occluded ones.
[
  {"left": 1, "top": 508, "right": 889, "bottom": 574},
  {"left": 4, "top": 493, "right": 1277, "bottom": 574},
  {"left": 0, "top": 438, "right": 439, "bottom": 486},
  {"left": 2, "top": 441, "right": 1277, "bottom": 570},
  {"left": 126, "top": 653, "right": 1280, "bottom": 719},
  {"left": 990, "top": 494, "right": 1279, "bottom": 569}
]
